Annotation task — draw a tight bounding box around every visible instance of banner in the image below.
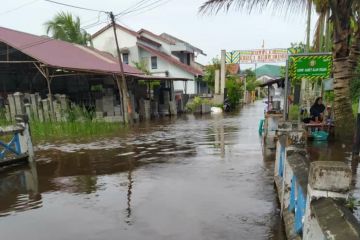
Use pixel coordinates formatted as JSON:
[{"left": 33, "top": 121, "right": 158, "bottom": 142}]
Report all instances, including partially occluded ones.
[
  {"left": 290, "top": 55, "right": 332, "bottom": 80},
  {"left": 237, "top": 49, "right": 288, "bottom": 64}
]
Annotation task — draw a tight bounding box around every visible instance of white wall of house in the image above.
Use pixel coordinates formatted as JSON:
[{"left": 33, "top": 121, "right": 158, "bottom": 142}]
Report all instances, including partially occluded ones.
[
  {"left": 92, "top": 26, "right": 200, "bottom": 94},
  {"left": 92, "top": 28, "right": 139, "bottom": 65},
  {"left": 138, "top": 48, "right": 196, "bottom": 94},
  {"left": 139, "top": 32, "right": 172, "bottom": 55}
]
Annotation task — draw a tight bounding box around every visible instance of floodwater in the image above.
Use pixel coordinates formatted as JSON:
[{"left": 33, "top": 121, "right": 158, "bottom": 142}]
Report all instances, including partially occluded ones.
[{"left": 0, "top": 101, "right": 285, "bottom": 240}]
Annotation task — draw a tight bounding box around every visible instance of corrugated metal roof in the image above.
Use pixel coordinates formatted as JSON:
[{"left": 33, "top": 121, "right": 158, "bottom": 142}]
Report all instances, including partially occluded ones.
[
  {"left": 137, "top": 43, "right": 203, "bottom": 76},
  {"left": 0, "top": 26, "right": 142, "bottom": 75}
]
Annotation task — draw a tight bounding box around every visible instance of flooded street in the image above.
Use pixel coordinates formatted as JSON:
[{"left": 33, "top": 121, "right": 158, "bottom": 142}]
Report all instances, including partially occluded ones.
[{"left": 0, "top": 101, "right": 285, "bottom": 240}]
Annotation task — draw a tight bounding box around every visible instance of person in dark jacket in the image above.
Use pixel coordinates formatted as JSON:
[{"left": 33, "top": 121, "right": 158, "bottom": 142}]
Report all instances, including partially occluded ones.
[{"left": 310, "top": 97, "right": 326, "bottom": 122}]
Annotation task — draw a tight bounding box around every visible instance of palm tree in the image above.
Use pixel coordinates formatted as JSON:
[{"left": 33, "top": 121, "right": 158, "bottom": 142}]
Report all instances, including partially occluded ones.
[
  {"left": 313, "top": 0, "right": 329, "bottom": 52},
  {"left": 44, "top": 12, "right": 92, "bottom": 46},
  {"left": 200, "top": 0, "right": 360, "bottom": 139}
]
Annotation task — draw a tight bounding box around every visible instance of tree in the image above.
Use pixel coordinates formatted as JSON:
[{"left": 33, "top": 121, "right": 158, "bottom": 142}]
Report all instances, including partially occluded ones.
[
  {"left": 203, "top": 58, "right": 221, "bottom": 90},
  {"left": 200, "top": 0, "right": 360, "bottom": 139},
  {"left": 44, "top": 12, "right": 92, "bottom": 46}
]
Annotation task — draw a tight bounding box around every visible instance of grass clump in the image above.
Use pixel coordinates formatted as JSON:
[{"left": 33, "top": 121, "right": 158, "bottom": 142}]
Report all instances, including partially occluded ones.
[{"left": 0, "top": 105, "right": 127, "bottom": 142}]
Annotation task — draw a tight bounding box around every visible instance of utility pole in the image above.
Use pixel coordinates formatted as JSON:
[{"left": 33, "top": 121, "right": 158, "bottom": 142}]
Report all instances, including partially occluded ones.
[{"left": 109, "top": 12, "right": 132, "bottom": 124}]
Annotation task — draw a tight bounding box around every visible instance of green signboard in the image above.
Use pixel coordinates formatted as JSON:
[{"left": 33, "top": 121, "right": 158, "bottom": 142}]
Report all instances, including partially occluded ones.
[{"left": 290, "top": 55, "right": 332, "bottom": 80}]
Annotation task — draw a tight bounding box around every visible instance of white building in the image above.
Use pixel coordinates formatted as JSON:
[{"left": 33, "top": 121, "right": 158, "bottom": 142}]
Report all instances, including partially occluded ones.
[{"left": 91, "top": 24, "right": 206, "bottom": 95}]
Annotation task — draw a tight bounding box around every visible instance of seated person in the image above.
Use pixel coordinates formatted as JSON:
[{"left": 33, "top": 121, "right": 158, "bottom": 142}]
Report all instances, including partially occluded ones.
[
  {"left": 302, "top": 97, "right": 326, "bottom": 123},
  {"left": 309, "top": 97, "right": 326, "bottom": 122}
]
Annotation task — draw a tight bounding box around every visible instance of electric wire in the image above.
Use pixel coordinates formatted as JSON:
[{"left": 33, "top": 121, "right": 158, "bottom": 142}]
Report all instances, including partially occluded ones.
[
  {"left": 43, "top": 0, "right": 109, "bottom": 13},
  {"left": 115, "top": 0, "right": 167, "bottom": 17},
  {"left": 0, "top": 0, "right": 41, "bottom": 16}
]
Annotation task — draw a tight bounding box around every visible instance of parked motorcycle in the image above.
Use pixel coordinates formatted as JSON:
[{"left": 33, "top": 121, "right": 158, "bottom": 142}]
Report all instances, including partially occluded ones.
[{"left": 223, "top": 98, "right": 231, "bottom": 112}]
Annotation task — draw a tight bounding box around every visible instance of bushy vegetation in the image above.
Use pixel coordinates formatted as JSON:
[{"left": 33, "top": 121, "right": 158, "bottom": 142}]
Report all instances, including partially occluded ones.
[
  {"left": 186, "top": 96, "right": 213, "bottom": 112},
  {"left": 203, "top": 58, "right": 221, "bottom": 91},
  {"left": 226, "top": 76, "right": 242, "bottom": 106}
]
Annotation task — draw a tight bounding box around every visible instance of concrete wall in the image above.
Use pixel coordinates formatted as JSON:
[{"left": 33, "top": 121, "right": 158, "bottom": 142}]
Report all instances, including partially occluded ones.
[{"left": 273, "top": 122, "right": 360, "bottom": 240}]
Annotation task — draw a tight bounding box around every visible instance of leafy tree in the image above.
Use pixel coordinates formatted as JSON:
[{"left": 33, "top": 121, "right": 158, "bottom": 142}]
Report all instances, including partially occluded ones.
[
  {"left": 44, "top": 12, "right": 92, "bottom": 46},
  {"left": 203, "top": 58, "right": 221, "bottom": 90},
  {"left": 226, "top": 75, "right": 243, "bottom": 106}
]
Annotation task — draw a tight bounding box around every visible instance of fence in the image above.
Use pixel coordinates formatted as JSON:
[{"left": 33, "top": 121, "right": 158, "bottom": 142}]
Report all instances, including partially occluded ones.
[{"left": 0, "top": 115, "right": 34, "bottom": 167}]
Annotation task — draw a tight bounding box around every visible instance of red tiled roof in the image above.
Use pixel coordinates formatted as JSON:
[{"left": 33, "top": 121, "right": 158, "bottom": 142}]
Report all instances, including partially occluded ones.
[
  {"left": 138, "top": 29, "right": 175, "bottom": 45},
  {"left": 0, "top": 26, "right": 142, "bottom": 75},
  {"left": 138, "top": 43, "right": 203, "bottom": 76},
  {"left": 92, "top": 23, "right": 140, "bottom": 39},
  {"left": 227, "top": 64, "right": 240, "bottom": 75}
]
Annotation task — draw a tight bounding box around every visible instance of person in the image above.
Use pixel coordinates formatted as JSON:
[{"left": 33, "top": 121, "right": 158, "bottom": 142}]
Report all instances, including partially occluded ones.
[{"left": 310, "top": 97, "right": 326, "bottom": 122}]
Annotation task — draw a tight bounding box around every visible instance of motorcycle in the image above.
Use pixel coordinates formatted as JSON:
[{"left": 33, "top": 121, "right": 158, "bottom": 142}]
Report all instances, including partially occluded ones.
[{"left": 223, "top": 98, "right": 231, "bottom": 112}]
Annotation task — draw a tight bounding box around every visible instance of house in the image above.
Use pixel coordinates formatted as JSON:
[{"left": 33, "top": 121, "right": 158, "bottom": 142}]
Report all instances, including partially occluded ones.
[
  {"left": 0, "top": 26, "right": 185, "bottom": 122},
  {"left": 255, "top": 64, "right": 282, "bottom": 84},
  {"left": 91, "top": 24, "right": 206, "bottom": 95}
]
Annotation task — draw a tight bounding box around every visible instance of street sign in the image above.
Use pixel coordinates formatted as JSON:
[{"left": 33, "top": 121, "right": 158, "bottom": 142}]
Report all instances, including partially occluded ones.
[
  {"left": 226, "top": 51, "right": 240, "bottom": 64},
  {"left": 290, "top": 55, "right": 332, "bottom": 80}
]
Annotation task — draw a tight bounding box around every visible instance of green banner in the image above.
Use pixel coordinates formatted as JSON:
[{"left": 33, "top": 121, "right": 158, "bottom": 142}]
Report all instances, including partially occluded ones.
[{"left": 290, "top": 55, "right": 332, "bottom": 80}]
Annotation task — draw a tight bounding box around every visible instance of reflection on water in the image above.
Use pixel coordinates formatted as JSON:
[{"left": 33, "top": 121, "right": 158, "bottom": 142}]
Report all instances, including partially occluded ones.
[
  {"left": 0, "top": 101, "right": 285, "bottom": 240},
  {"left": 0, "top": 163, "right": 40, "bottom": 217}
]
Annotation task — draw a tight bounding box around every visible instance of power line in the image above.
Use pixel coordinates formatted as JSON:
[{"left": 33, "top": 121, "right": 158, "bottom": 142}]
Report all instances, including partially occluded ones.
[
  {"left": 129, "top": 0, "right": 173, "bottom": 17},
  {"left": 0, "top": 0, "right": 41, "bottom": 16},
  {"left": 115, "top": 0, "right": 170, "bottom": 18},
  {"left": 82, "top": 13, "right": 109, "bottom": 30},
  {"left": 43, "top": 0, "right": 109, "bottom": 13},
  {"left": 115, "top": 0, "right": 152, "bottom": 16}
]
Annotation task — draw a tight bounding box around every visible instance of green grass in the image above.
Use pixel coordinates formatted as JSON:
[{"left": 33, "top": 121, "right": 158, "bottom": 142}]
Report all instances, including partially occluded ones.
[
  {"left": 0, "top": 105, "right": 128, "bottom": 143},
  {"left": 30, "top": 120, "right": 126, "bottom": 142}
]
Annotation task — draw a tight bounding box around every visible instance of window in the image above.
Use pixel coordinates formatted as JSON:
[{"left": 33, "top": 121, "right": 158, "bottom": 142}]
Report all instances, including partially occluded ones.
[
  {"left": 122, "top": 53, "right": 129, "bottom": 64},
  {"left": 151, "top": 56, "right": 157, "bottom": 69}
]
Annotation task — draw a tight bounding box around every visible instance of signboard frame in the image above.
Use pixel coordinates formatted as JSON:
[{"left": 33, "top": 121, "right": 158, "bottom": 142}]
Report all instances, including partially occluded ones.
[{"left": 289, "top": 53, "right": 333, "bottom": 80}]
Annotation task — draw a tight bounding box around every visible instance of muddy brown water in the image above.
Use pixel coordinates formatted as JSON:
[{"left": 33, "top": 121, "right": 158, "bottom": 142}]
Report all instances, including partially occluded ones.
[{"left": 0, "top": 101, "right": 286, "bottom": 240}]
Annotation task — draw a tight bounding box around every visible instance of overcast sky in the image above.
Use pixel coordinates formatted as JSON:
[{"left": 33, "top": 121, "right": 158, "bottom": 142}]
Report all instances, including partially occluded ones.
[{"left": 0, "top": 0, "right": 317, "bottom": 67}]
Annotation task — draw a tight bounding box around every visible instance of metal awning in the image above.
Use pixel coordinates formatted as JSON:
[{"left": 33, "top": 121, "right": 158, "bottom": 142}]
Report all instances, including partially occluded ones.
[
  {"left": 129, "top": 74, "right": 190, "bottom": 81},
  {"left": 0, "top": 26, "right": 142, "bottom": 76}
]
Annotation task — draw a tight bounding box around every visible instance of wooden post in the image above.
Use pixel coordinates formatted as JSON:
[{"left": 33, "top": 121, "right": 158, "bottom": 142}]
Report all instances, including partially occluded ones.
[
  {"left": 44, "top": 68, "right": 55, "bottom": 120},
  {"left": 33, "top": 63, "right": 55, "bottom": 120},
  {"left": 110, "top": 12, "right": 132, "bottom": 125}
]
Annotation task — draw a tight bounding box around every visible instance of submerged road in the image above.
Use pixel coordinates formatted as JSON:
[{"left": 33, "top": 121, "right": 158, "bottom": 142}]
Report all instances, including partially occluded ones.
[{"left": 0, "top": 101, "right": 285, "bottom": 240}]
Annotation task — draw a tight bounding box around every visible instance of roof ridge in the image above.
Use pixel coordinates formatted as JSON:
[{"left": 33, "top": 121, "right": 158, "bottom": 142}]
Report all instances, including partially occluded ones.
[
  {"left": 138, "top": 28, "right": 175, "bottom": 45},
  {"left": 137, "top": 43, "right": 202, "bottom": 76},
  {"left": 92, "top": 23, "right": 140, "bottom": 39}
]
